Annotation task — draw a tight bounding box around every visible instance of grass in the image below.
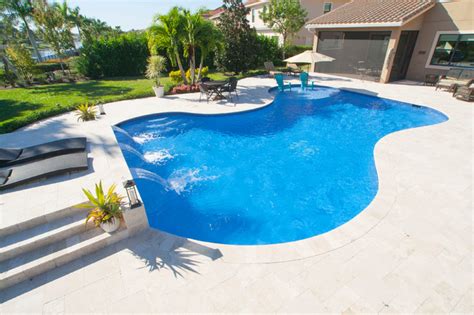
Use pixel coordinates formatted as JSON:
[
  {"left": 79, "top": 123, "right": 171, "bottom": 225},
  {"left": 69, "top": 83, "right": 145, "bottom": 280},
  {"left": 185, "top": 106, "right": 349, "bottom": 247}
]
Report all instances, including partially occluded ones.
[{"left": 0, "top": 70, "right": 267, "bottom": 133}]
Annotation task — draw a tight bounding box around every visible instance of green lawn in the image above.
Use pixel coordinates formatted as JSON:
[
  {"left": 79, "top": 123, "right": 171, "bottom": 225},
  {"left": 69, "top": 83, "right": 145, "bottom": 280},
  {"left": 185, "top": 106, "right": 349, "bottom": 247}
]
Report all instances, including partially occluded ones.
[{"left": 0, "top": 70, "right": 265, "bottom": 133}]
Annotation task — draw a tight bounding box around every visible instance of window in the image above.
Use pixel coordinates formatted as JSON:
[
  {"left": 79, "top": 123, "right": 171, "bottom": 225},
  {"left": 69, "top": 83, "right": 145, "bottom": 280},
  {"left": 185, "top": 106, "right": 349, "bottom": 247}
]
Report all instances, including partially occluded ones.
[
  {"left": 323, "top": 2, "right": 332, "bottom": 14},
  {"left": 251, "top": 9, "right": 255, "bottom": 23},
  {"left": 430, "top": 33, "right": 474, "bottom": 68}
]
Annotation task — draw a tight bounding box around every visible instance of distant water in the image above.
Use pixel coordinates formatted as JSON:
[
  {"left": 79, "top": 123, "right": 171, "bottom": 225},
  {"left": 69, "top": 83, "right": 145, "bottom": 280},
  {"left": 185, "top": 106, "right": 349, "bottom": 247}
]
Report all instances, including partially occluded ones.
[{"left": 114, "top": 86, "right": 448, "bottom": 245}]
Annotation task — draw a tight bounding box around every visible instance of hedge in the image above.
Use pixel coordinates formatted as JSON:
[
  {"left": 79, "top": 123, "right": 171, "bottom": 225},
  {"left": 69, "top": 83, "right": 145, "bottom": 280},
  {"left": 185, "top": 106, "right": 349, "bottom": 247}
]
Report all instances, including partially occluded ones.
[{"left": 75, "top": 32, "right": 150, "bottom": 78}]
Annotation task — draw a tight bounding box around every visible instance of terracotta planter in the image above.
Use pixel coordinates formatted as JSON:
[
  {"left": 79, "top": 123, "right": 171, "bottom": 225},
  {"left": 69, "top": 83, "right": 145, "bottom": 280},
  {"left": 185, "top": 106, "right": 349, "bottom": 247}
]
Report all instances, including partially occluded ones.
[
  {"left": 100, "top": 217, "right": 120, "bottom": 233},
  {"left": 152, "top": 86, "right": 165, "bottom": 98}
]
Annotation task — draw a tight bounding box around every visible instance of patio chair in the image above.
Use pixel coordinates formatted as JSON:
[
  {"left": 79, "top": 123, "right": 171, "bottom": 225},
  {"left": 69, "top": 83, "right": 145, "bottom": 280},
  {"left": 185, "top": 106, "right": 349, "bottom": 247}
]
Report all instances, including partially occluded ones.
[
  {"left": 275, "top": 74, "right": 291, "bottom": 92},
  {"left": 199, "top": 83, "right": 214, "bottom": 103},
  {"left": 264, "top": 61, "right": 283, "bottom": 77},
  {"left": 287, "top": 63, "right": 302, "bottom": 76},
  {"left": 299, "top": 72, "right": 315, "bottom": 90},
  {"left": 221, "top": 77, "right": 238, "bottom": 100},
  {"left": 453, "top": 80, "right": 474, "bottom": 102},
  {"left": 0, "top": 151, "right": 88, "bottom": 190},
  {"left": 0, "top": 137, "right": 87, "bottom": 167},
  {"left": 424, "top": 74, "right": 439, "bottom": 86}
]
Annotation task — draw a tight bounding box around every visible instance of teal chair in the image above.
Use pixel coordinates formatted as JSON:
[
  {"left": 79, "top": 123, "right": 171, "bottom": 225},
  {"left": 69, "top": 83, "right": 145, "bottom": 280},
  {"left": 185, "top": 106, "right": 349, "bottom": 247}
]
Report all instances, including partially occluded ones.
[
  {"left": 300, "top": 72, "right": 315, "bottom": 90},
  {"left": 275, "top": 74, "right": 291, "bottom": 92}
]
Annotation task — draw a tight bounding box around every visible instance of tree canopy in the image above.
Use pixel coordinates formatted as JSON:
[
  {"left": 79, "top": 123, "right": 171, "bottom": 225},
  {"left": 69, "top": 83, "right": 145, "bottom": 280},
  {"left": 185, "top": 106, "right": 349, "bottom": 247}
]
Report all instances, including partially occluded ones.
[
  {"left": 216, "top": 0, "right": 258, "bottom": 74},
  {"left": 260, "top": 0, "right": 307, "bottom": 58}
]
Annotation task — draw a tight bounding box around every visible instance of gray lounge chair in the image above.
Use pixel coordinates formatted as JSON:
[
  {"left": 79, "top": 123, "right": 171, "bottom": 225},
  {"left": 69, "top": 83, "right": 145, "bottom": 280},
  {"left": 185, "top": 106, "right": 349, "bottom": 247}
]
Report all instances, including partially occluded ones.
[
  {"left": 0, "top": 151, "right": 88, "bottom": 190},
  {"left": 264, "top": 61, "right": 283, "bottom": 77},
  {"left": 436, "top": 68, "right": 472, "bottom": 92},
  {"left": 0, "top": 137, "right": 86, "bottom": 167}
]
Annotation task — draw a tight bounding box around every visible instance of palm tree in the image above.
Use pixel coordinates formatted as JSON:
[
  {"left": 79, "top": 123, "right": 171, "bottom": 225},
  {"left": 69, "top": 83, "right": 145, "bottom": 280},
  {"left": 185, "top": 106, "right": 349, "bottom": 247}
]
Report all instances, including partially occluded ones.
[
  {"left": 4, "top": 0, "right": 42, "bottom": 61},
  {"left": 183, "top": 10, "right": 209, "bottom": 85},
  {"left": 68, "top": 5, "right": 81, "bottom": 39},
  {"left": 149, "top": 7, "right": 187, "bottom": 85},
  {"left": 196, "top": 19, "right": 220, "bottom": 81}
]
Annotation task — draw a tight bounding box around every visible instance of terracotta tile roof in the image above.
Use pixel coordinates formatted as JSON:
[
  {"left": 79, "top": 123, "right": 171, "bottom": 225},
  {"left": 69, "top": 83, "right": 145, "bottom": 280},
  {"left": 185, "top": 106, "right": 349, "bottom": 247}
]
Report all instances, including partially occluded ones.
[
  {"left": 208, "top": 0, "right": 266, "bottom": 19},
  {"left": 203, "top": 7, "right": 224, "bottom": 19},
  {"left": 307, "top": 0, "right": 435, "bottom": 27}
]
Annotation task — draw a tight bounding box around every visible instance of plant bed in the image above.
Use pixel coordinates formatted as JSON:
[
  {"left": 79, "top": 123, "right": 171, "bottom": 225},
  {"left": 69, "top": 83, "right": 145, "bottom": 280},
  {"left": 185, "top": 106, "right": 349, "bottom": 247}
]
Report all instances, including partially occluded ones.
[{"left": 169, "top": 84, "right": 200, "bottom": 94}]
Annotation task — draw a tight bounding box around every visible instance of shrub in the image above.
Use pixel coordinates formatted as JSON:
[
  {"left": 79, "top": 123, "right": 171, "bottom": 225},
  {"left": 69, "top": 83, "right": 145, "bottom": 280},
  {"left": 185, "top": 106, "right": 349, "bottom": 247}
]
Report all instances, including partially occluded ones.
[
  {"left": 76, "top": 32, "right": 150, "bottom": 78},
  {"left": 169, "top": 70, "right": 183, "bottom": 84},
  {"left": 285, "top": 45, "right": 312, "bottom": 58},
  {"left": 186, "top": 66, "right": 208, "bottom": 81},
  {"left": 5, "top": 44, "right": 35, "bottom": 83},
  {"left": 145, "top": 55, "right": 167, "bottom": 86},
  {"left": 253, "top": 35, "right": 283, "bottom": 67}
]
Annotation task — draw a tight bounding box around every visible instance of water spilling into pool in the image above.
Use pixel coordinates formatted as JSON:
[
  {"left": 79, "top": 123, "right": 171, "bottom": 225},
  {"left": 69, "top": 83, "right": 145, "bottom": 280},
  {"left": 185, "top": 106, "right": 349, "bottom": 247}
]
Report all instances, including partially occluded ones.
[{"left": 114, "top": 86, "right": 447, "bottom": 245}]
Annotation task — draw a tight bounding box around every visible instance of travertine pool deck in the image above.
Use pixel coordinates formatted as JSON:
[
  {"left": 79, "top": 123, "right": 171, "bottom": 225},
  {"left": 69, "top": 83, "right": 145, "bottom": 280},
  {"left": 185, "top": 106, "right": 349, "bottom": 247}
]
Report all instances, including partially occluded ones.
[{"left": 0, "top": 74, "right": 472, "bottom": 313}]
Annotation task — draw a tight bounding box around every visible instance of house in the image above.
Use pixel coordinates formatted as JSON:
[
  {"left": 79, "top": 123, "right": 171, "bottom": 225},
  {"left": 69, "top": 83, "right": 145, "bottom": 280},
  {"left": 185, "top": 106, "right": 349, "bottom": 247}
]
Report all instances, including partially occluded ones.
[
  {"left": 208, "top": 0, "right": 349, "bottom": 46},
  {"left": 306, "top": 0, "right": 474, "bottom": 83}
]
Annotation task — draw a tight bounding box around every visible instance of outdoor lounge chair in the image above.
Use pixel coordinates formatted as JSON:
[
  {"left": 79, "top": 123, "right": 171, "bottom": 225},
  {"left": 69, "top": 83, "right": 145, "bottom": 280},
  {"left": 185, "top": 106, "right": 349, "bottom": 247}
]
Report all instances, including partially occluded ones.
[
  {"left": 221, "top": 77, "right": 238, "bottom": 100},
  {"left": 275, "top": 74, "right": 291, "bottom": 92},
  {"left": 287, "top": 63, "right": 302, "bottom": 76},
  {"left": 300, "top": 72, "right": 315, "bottom": 90},
  {"left": 0, "top": 137, "right": 87, "bottom": 167},
  {"left": 0, "top": 151, "right": 88, "bottom": 190},
  {"left": 435, "top": 68, "right": 470, "bottom": 92},
  {"left": 264, "top": 61, "right": 283, "bottom": 77},
  {"left": 453, "top": 80, "right": 474, "bottom": 102}
]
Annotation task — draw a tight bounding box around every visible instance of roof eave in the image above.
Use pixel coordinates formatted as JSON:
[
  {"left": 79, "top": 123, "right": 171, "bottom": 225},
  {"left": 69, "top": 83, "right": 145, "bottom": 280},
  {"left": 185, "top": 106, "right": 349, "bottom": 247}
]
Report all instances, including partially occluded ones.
[{"left": 306, "top": 22, "right": 403, "bottom": 30}]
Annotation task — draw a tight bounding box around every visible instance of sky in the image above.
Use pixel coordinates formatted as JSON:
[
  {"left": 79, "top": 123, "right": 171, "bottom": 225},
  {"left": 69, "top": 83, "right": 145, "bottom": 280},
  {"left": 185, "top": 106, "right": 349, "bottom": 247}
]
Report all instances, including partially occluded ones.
[{"left": 61, "top": 0, "right": 224, "bottom": 31}]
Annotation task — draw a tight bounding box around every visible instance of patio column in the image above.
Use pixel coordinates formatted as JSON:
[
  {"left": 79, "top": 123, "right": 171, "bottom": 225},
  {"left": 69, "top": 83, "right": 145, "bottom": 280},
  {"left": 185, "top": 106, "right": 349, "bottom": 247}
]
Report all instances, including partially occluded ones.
[
  {"left": 380, "top": 29, "right": 401, "bottom": 83},
  {"left": 310, "top": 31, "right": 320, "bottom": 72}
]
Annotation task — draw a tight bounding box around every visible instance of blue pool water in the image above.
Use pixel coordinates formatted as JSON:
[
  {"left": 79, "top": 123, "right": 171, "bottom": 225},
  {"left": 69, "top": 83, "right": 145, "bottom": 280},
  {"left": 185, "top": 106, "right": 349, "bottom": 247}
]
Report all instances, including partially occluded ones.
[{"left": 114, "top": 86, "right": 447, "bottom": 245}]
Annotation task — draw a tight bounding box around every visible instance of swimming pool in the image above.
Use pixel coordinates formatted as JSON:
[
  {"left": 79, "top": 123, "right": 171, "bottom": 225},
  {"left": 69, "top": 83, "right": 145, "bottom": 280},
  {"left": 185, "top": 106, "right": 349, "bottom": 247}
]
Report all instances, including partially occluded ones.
[{"left": 114, "top": 86, "right": 447, "bottom": 245}]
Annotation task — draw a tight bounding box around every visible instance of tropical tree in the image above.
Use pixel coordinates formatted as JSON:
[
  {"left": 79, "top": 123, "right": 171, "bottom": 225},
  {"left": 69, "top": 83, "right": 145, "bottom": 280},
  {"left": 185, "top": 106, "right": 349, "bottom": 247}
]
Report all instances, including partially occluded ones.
[
  {"left": 32, "top": 0, "right": 74, "bottom": 73},
  {"left": 68, "top": 5, "right": 81, "bottom": 38},
  {"left": 259, "top": 0, "right": 307, "bottom": 58},
  {"left": 4, "top": 0, "right": 42, "bottom": 61},
  {"left": 6, "top": 43, "right": 35, "bottom": 83},
  {"left": 148, "top": 7, "right": 187, "bottom": 84},
  {"left": 196, "top": 19, "right": 220, "bottom": 80},
  {"left": 215, "top": 0, "right": 257, "bottom": 74}
]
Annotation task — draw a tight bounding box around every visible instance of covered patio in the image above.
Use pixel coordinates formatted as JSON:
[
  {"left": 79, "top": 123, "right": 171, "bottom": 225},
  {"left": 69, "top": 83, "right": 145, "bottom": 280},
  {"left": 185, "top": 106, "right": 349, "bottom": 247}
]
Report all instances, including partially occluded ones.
[{"left": 306, "top": 0, "right": 436, "bottom": 83}]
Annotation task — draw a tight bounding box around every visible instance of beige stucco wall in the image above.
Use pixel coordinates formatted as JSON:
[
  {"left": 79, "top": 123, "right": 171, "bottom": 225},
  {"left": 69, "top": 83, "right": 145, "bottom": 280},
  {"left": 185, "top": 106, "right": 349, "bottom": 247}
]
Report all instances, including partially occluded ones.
[
  {"left": 406, "top": 0, "right": 474, "bottom": 81},
  {"left": 297, "top": 0, "right": 350, "bottom": 45}
]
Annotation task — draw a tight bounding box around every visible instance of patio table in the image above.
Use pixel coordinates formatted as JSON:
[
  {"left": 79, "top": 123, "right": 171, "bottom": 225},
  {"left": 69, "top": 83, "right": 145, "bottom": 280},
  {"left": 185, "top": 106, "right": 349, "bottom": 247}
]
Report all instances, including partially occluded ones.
[{"left": 203, "top": 80, "right": 228, "bottom": 100}]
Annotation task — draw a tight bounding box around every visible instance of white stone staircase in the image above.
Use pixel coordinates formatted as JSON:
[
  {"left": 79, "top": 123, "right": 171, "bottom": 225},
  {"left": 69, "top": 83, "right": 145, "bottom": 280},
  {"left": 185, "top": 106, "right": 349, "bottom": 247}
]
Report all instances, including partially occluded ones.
[{"left": 0, "top": 205, "right": 130, "bottom": 290}]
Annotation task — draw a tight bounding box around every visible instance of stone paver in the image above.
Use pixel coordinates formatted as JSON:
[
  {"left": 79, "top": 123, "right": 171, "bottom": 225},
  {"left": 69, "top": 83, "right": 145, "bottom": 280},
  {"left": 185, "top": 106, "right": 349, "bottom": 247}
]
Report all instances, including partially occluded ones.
[{"left": 0, "top": 74, "right": 472, "bottom": 313}]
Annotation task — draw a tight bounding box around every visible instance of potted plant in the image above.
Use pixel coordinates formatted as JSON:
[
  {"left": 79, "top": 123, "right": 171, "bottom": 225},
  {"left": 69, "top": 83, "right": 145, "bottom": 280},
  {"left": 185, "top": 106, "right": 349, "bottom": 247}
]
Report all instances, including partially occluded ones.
[
  {"left": 80, "top": 181, "right": 124, "bottom": 233},
  {"left": 146, "top": 55, "right": 167, "bottom": 98}
]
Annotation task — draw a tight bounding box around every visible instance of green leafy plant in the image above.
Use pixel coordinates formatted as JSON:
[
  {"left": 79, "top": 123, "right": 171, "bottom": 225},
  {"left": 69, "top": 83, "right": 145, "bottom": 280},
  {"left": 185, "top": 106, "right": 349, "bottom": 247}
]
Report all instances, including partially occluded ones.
[
  {"left": 5, "top": 44, "right": 35, "bottom": 83},
  {"left": 186, "top": 66, "right": 208, "bottom": 82},
  {"left": 145, "top": 55, "right": 166, "bottom": 87},
  {"left": 75, "top": 103, "right": 97, "bottom": 121},
  {"left": 215, "top": 0, "right": 258, "bottom": 74},
  {"left": 260, "top": 0, "right": 308, "bottom": 59},
  {"left": 169, "top": 69, "right": 183, "bottom": 84},
  {"left": 80, "top": 182, "right": 124, "bottom": 227}
]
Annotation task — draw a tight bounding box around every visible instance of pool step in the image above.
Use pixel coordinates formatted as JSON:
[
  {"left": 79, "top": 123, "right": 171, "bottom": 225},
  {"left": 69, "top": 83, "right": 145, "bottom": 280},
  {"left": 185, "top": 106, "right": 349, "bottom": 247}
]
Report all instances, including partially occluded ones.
[{"left": 0, "top": 205, "right": 129, "bottom": 290}]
